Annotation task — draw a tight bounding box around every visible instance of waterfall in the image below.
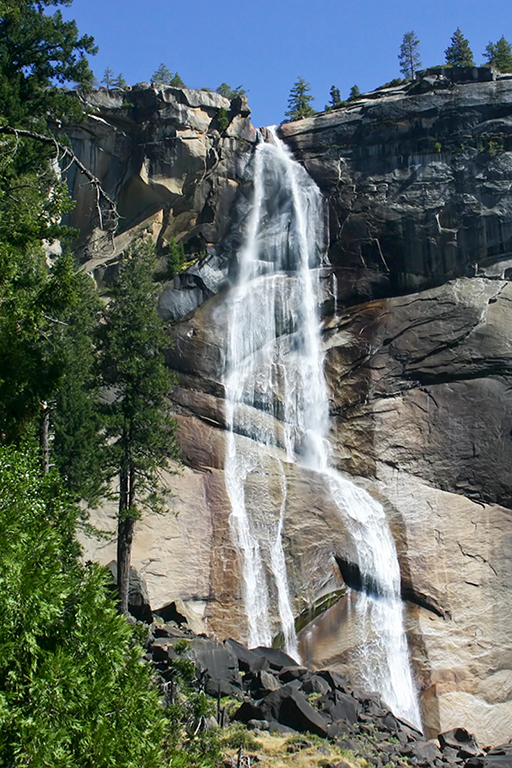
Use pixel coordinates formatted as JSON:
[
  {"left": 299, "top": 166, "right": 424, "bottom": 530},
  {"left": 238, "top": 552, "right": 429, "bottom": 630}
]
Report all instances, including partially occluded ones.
[{"left": 224, "top": 129, "right": 421, "bottom": 728}]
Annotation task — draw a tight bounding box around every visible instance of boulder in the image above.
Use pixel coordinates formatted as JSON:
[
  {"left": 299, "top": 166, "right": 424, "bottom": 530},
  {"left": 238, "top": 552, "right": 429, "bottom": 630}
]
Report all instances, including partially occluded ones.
[
  {"left": 252, "top": 646, "right": 300, "bottom": 671},
  {"left": 190, "top": 636, "right": 242, "bottom": 691},
  {"left": 234, "top": 684, "right": 330, "bottom": 738},
  {"left": 439, "top": 728, "right": 480, "bottom": 758},
  {"left": 225, "top": 639, "right": 270, "bottom": 673},
  {"left": 320, "top": 690, "right": 360, "bottom": 724}
]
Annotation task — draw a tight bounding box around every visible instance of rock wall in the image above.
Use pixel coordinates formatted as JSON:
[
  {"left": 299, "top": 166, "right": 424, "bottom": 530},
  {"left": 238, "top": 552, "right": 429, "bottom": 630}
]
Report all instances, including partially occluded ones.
[{"left": 74, "top": 78, "right": 512, "bottom": 745}]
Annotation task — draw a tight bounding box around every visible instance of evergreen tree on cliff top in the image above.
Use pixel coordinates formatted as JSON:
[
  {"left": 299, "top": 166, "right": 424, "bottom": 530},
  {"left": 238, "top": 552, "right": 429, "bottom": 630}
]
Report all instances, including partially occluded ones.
[
  {"left": 285, "top": 77, "right": 316, "bottom": 121},
  {"left": 99, "top": 239, "right": 179, "bottom": 615},
  {"left": 445, "top": 28, "right": 475, "bottom": 67},
  {"left": 398, "top": 31, "right": 421, "bottom": 80},
  {"left": 484, "top": 36, "right": 512, "bottom": 72}
]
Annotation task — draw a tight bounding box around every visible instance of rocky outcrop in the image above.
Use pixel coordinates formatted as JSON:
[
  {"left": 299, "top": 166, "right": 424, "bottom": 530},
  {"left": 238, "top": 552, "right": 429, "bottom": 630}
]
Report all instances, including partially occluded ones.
[
  {"left": 280, "top": 78, "right": 512, "bottom": 301},
  {"left": 74, "top": 79, "right": 512, "bottom": 745},
  {"left": 145, "top": 621, "right": 505, "bottom": 768},
  {"left": 64, "top": 84, "right": 256, "bottom": 314}
]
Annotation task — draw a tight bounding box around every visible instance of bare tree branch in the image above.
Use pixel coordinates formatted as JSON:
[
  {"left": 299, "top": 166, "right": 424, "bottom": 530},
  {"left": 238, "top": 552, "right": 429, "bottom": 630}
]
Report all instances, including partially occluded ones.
[{"left": 0, "top": 125, "right": 119, "bottom": 233}]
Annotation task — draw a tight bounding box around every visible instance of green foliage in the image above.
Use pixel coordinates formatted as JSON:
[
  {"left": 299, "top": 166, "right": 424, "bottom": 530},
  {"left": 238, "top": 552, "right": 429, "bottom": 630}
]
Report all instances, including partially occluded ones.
[
  {"left": 51, "top": 263, "right": 108, "bottom": 505},
  {"left": 326, "top": 85, "right": 342, "bottom": 110},
  {"left": 102, "top": 67, "right": 126, "bottom": 89},
  {"left": 0, "top": 0, "right": 96, "bottom": 126},
  {"left": 217, "top": 106, "right": 230, "bottom": 132},
  {"left": 99, "top": 238, "right": 178, "bottom": 511},
  {"left": 445, "top": 28, "right": 475, "bottom": 67},
  {"left": 376, "top": 77, "right": 407, "bottom": 90},
  {"left": 434, "top": 141, "right": 443, "bottom": 153},
  {"left": 152, "top": 63, "right": 186, "bottom": 88},
  {"left": 0, "top": 444, "right": 167, "bottom": 767},
  {"left": 285, "top": 77, "right": 316, "bottom": 122},
  {"left": 170, "top": 72, "right": 186, "bottom": 87},
  {"left": 0, "top": 0, "right": 108, "bottom": 490},
  {"left": 348, "top": 84, "right": 361, "bottom": 101},
  {"left": 166, "top": 237, "right": 186, "bottom": 277},
  {"left": 99, "top": 238, "right": 179, "bottom": 611},
  {"left": 216, "top": 82, "right": 246, "bottom": 99},
  {"left": 484, "top": 36, "right": 512, "bottom": 72},
  {"left": 164, "top": 640, "right": 220, "bottom": 768},
  {"left": 221, "top": 724, "right": 262, "bottom": 752},
  {"left": 398, "top": 31, "right": 421, "bottom": 80}
]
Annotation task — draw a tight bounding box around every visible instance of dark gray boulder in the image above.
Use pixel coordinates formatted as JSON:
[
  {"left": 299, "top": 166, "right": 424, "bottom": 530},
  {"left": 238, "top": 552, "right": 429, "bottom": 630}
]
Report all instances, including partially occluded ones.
[
  {"left": 224, "top": 638, "right": 270, "bottom": 673},
  {"left": 234, "top": 684, "right": 330, "bottom": 738},
  {"left": 190, "top": 636, "right": 242, "bottom": 691},
  {"left": 320, "top": 690, "right": 360, "bottom": 724},
  {"left": 439, "top": 727, "right": 479, "bottom": 758}
]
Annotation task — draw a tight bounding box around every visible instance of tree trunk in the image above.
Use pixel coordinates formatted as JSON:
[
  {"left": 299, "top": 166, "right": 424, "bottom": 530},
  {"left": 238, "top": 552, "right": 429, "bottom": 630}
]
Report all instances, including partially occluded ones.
[
  {"left": 117, "top": 461, "right": 134, "bottom": 615},
  {"left": 117, "top": 509, "right": 134, "bottom": 615},
  {"left": 39, "top": 401, "right": 50, "bottom": 474}
]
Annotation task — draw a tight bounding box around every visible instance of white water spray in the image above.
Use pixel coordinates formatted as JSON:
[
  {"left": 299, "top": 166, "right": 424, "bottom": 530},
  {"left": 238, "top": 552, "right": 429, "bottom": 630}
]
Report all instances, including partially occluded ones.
[{"left": 224, "top": 129, "right": 421, "bottom": 727}]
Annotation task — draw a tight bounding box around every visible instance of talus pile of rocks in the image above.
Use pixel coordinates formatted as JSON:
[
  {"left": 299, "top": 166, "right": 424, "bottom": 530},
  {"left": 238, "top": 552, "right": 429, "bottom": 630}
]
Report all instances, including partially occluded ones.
[{"left": 144, "top": 622, "right": 512, "bottom": 767}]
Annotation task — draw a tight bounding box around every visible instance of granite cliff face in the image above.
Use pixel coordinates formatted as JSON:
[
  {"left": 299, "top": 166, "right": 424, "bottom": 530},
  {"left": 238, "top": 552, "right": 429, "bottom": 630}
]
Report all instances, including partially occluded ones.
[{"left": 73, "top": 77, "right": 512, "bottom": 745}]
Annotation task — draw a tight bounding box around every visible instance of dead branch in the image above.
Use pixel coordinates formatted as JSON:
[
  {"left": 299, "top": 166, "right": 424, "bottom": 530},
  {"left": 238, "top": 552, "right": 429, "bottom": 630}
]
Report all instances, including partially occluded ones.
[{"left": 0, "top": 125, "right": 119, "bottom": 234}]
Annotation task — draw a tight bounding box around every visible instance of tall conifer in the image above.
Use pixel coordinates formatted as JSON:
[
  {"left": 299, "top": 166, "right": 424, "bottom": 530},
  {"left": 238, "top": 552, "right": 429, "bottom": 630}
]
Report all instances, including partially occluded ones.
[{"left": 445, "top": 28, "right": 475, "bottom": 67}]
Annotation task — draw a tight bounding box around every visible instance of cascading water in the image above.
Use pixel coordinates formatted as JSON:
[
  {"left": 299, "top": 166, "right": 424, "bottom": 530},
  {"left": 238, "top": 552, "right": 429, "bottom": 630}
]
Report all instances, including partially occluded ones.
[{"left": 224, "top": 129, "right": 421, "bottom": 728}]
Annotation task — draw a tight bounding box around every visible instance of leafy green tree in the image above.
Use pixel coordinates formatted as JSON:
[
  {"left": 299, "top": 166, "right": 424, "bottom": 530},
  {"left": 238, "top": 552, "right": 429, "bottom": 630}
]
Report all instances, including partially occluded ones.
[
  {"left": 348, "top": 84, "right": 361, "bottom": 101},
  {"left": 99, "top": 239, "right": 179, "bottom": 614},
  {"left": 0, "top": 0, "right": 96, "bottom": 126},
  {"left": 484, "top": 36, "right": 512, "bottom": 72},
  {"left": 445, "top": 28, "right": 475, "bottom": 66},
  {"left": 216, "top": 82, "right": 246, "bottom": 99},
  {"left": 398, "top": 31, "right": 421, "bottom": 80},
  {"left": 285, "top": 77, "right": 316, "bottom": 121},
  {"left": 0, "top": 444, "right": 167, "bottom": 767}
]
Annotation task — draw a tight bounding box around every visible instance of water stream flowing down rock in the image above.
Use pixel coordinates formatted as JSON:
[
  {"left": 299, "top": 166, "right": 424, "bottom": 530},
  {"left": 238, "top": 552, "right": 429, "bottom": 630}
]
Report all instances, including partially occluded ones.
[{"left": 224, "top": 130, "right": 422, "bottom": 728}]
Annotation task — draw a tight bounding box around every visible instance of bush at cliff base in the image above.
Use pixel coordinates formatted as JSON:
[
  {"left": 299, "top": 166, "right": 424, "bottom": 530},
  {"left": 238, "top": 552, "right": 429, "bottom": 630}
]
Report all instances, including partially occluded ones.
[{"left": 0, "top": 445, "right": 167, "bottom": 768}]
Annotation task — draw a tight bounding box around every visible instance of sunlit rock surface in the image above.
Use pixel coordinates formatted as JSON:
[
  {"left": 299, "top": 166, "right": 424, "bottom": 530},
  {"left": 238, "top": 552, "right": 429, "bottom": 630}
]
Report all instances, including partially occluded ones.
[{"left": 75, "top": 79, "right": 512, "bottom": 745}]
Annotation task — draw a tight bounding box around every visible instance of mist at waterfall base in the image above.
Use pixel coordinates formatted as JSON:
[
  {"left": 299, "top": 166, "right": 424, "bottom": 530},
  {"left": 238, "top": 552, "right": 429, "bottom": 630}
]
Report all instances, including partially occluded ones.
[{"left": 223, "top": 130, "right": 422, "bottom": 729}]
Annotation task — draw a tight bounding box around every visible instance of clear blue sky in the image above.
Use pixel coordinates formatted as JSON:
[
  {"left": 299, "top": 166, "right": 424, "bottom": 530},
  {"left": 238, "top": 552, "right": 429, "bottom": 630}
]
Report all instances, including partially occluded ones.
[{"left": 63, "top": 0, "right": 511, "bottom": 127}]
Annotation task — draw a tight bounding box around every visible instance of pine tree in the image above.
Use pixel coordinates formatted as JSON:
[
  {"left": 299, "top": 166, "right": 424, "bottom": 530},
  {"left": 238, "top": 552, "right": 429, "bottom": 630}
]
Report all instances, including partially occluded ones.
[
  {"left": 152, "top": 62, "right": 174, "bottom": 85},
  {"left": 170, "top": 71, "right": 186, "bottom": 87},
  {"left": 348, "top": 84, "right": 361, "bottom": 101},
  {"left": 327, "top": 85, "right": 342, "bottom": 109},
  {"left": 99, "top": 239, "right": 179, "bottom": 614},
  {"left": 216, "top": 82, "right": 247, "bottom": 99},
  {"left": 114, "top": 73, "right": 127, "bottom": 88},
  {"left": 285, "top": 77, "right": 316, "bottom": 121},
  {"left": 484, "top": 36, "right": 512, "bottom": 72},
  {"left": 445, "top": 28, "right": 475, "bottom": 67},
  {"left": 0, "top": 0, "right": 96, "bottom": 126},
  {"left": 101, "top": 66, "right": 116, "bottom": 88},
  {"left": 398, "top": 31, "right": 421, "bottom": 81},
  {"left": 51, "top": 262, "right": 107, "bottom": 505}
]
